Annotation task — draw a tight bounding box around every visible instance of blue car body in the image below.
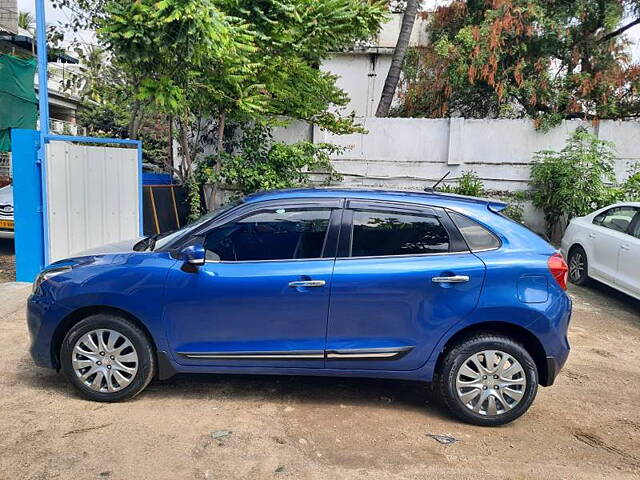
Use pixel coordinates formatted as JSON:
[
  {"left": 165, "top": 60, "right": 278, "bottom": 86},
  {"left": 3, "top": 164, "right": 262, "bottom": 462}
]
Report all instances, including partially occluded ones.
[{"left": 28, "top": 188, "right": 571, "bottom": 386}]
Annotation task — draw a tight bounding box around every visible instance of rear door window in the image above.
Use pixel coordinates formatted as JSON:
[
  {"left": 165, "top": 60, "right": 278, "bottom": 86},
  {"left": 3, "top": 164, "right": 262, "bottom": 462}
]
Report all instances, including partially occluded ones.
[{"left": 349, "top": 210, "right": 450, "bottom": 257}]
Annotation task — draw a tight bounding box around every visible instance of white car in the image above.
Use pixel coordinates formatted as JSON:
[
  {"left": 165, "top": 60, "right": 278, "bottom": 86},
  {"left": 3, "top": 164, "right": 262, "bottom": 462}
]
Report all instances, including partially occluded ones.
[
  {"left": 561, "top": 202, "right": 640, "bottom": 300},
  {"left": 0, "top": 184, "right": 13, "bottom": 239}
]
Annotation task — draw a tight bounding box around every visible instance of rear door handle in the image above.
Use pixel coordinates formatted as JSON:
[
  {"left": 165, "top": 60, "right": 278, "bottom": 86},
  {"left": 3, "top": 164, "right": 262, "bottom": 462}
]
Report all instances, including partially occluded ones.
[
  {"left": 621, "top": 244, "right": 631, "bottom": 251},
  {"left": 288, "top": 280, "right": 326, "bottom": 288},
  {"left": 588, "top": 233, "right": 596, "bottom": 239},
  {"left": 432, "top": 275, "right": 470, "bottom": 284}
]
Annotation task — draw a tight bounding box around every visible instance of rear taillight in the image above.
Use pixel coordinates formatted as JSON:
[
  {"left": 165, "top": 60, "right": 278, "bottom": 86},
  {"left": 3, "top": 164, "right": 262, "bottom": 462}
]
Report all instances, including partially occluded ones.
[{"left": 548, "top": 253, "right": 569, "bottom": 290}]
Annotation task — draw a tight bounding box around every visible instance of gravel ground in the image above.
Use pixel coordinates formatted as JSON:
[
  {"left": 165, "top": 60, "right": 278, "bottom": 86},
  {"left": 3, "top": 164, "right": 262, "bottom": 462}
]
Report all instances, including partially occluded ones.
[
  {"left": 0, "top": 281, "right": 639, "bottom": 479},
  {"left": 0, "top": 239, "right": 15, "bottom": 283}
]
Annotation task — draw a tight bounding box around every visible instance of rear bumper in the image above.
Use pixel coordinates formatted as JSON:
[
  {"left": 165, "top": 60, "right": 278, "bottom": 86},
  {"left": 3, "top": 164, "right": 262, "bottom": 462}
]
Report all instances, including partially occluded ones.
[
  {"left": 542, "top": 355, "right": 563, "bottom": 387},
  {"left": 536, "top": 294, "right": 572, "bottom": 386}
]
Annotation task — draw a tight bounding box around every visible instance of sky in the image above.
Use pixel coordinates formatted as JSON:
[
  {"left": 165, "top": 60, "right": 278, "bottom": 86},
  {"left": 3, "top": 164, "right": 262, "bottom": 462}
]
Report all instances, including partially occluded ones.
[{"left": 17, "top": 0, "right": 640, "bottom": 61}]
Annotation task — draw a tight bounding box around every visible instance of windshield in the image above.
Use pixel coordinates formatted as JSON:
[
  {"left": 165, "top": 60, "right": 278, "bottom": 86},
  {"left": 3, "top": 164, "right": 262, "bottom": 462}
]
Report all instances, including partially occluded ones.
[{"left": 153, "top": 198, "right": 244, "bottom": 251}]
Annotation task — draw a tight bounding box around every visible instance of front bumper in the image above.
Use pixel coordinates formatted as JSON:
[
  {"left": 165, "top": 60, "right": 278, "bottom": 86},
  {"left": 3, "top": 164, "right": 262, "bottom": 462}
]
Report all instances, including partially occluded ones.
[{"left": 27, "top": 293, "right": 72, "bottom": 369}]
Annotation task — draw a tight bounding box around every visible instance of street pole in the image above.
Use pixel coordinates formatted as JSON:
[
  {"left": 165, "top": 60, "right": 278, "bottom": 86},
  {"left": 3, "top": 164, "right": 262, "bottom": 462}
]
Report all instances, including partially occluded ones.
[
  {"left": 34, "top": 0, "right": 50, "bottom": 264},
  {"left": 35, "top": 0, "right": 49, "bottom": 138}
]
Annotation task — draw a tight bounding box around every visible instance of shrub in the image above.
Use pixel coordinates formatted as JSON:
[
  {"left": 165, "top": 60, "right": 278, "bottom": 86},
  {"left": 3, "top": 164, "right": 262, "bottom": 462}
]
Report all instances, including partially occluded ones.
[
  {"left": 530, "top": 127, "right": 617, "bottom": 238},
  {"left": 620, "top": 163, "right": 640, "bottom": 201},
  {"left": 438, "top": 170, "right": 484, "bottom": 196},
  {"left": 199, "top": 124, "right": 342, "bottom": 199},
  {"left": 501, "top": 191, "right": 526, "bottom": 224}
]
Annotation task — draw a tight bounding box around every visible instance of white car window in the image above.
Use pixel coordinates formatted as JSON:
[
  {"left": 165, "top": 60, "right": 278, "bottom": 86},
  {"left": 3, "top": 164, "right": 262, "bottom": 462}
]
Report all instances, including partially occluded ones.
[{"left": 593, "top": 207, "right": 638, "bottom": 234}]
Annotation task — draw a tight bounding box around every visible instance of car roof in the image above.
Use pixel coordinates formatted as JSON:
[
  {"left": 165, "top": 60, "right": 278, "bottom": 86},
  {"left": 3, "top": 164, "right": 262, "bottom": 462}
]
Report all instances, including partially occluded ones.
[{"left": 244, "top": 187, "right": 507, "bottom": 212}]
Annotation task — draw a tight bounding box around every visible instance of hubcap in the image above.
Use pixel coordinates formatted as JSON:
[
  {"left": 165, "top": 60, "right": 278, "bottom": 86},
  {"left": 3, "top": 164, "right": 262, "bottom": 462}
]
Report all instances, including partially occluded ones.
[
  {"left": 455, "top": 350, "right": 526, "bottom": 416},
  {"left": 569, "top": 253, "right": 584, "bottom": 281},
  {"left": 72, "top": 329, "right": 139, "bottom": 393}
]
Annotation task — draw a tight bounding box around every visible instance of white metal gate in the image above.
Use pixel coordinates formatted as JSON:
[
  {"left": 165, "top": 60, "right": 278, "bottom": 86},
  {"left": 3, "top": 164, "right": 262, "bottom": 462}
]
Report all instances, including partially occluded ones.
[{"left": 46, "top": 141, "right": 140, "bottom": 262}]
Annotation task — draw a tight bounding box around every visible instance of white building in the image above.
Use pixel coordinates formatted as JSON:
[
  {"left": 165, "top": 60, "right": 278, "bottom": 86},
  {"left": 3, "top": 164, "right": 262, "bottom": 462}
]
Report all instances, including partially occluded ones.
[{"left": 320, "top": 13, "right": 429, "bottom": 117}]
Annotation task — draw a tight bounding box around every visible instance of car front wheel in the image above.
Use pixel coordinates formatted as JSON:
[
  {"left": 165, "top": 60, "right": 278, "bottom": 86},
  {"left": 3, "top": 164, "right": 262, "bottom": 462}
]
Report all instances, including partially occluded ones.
[
  {"left": 437, "top": 334, "right": 538, "bottom": 426},
  {"left": 60, "top": 314, "right": 155, "bottom": 402},
  {"left": 568, "top": 246, "right": 589, "bottom": 285}
]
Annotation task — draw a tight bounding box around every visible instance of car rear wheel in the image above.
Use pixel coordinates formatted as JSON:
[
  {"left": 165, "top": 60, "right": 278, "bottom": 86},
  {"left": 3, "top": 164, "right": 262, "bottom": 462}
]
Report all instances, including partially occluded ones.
[
  {"left": 60, "top": 314, "right": 155, "bottom": 402},
  {"left": 437, "top": 334, "right": 538, "bottom": 426},
  {"left": 568, "top": 246, "right": 589, "bottom": 286}
]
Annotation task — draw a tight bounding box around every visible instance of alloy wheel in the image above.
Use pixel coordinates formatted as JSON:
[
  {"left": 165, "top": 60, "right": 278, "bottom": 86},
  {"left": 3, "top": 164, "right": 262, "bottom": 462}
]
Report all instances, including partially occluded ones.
[
  {"left": 455, "top": 350, "right": 527, "bottom": 416},
  {"left": 569, "top": 252, "right": 585, "bottom": 282},
  {"left": 71, "top": 329, "right": 139, "bottom": 393}
]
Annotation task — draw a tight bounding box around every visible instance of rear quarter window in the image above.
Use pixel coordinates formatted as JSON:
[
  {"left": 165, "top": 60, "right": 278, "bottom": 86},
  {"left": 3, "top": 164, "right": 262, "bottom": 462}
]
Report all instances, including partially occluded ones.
[{"left": 448, "top": 211, "right": 501, "bottom": 252}]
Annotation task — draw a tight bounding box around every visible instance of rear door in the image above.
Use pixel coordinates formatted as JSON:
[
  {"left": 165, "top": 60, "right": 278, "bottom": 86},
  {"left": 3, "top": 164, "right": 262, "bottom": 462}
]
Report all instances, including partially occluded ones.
[{"left": 325, "top": 200, "right": 486, "bottom": 371}]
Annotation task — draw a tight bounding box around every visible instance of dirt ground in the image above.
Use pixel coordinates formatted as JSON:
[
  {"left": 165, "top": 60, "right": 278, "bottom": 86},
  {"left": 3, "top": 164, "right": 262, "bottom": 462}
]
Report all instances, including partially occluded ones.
[
  {"left": 0, "top": 239, "right": 15, "bottom": 283},
  {"left": 0, "top": 281, "right": 639, "bottom": 480}
]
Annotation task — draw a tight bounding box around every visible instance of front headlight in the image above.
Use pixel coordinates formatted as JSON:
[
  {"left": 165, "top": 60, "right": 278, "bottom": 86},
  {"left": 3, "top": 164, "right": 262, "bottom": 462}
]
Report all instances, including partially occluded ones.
[{"left": 33, "top": 266, "right": 73, "bottom": 293}]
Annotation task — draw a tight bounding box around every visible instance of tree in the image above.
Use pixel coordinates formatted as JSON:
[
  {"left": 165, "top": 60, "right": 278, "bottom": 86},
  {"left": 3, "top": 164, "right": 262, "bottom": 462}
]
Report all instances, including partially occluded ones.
[
  {"left": 56, "top": 0, "right": 388, "bottom": 215},
  {"left": 395, "top": 0, "right": 640, "bottom": 128},
  {"left": 375, "top": 0, "right": 419, "bottom": 117},
  {"left": 18, "top": 11, "right": 35, "bottom": 33}
]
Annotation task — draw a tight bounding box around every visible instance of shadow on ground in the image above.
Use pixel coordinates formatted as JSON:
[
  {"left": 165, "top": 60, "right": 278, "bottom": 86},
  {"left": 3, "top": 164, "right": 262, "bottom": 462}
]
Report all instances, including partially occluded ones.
[{"left": 21, "top": 356, "right": 453, "bottom": 421}]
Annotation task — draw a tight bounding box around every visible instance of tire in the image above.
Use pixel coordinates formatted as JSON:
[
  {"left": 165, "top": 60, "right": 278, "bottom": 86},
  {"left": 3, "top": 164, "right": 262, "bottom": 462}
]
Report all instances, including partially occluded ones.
[
  {"left": 568, "top": 246, "right": 589, "bottom": 286},
  {"left": 437, "top": 334, "right": 538, "bottom": 426},
  {"left": 60, "top": 314, "right": 155, "bottom": 402}
]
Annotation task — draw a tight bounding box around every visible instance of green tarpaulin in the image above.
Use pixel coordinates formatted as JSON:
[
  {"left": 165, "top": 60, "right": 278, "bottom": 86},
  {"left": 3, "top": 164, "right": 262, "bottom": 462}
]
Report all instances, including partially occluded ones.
[{"left": 0, "top": 54, "right": 38, "bottom": 151}]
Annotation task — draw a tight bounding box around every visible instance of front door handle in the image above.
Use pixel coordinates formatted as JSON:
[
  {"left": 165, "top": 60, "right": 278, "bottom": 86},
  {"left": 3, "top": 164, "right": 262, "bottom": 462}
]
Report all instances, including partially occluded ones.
[
  {"left": 589, "top": 233, "right": 596, "bottom": 239},
  {"left": 288, "top": 280, "right": 326, "bottom": 288},
  {"left": 621, "top": 244, "right": 631, "bottom": 251},
  {"left": 432, "top": 275, "right": 470, "bottom": 284}
]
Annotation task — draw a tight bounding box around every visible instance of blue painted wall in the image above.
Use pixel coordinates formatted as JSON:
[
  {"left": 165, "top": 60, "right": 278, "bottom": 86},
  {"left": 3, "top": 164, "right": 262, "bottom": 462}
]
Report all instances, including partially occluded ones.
[{"left": 11, "top": 129, "right": 44, "bottom": 282}]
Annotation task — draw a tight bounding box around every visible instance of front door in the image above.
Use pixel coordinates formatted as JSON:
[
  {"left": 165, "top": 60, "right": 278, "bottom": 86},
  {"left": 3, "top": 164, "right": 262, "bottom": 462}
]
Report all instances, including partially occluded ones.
[
  {"left": 590, "top": 206, "right": 639, "bottom": 283},
  {"left": 325, "top": 202, "right": 486, "bottom": 371},
  {"left": 164, "top": 202, "right": 341, "bottom": 368}
]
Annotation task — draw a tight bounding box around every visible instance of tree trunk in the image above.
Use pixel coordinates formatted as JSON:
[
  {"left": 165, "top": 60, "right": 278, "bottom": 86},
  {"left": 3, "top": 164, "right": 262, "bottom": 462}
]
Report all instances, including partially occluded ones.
[
  {"left": 209, "top": 111, "right": 226, "bottom": 210},
  {"left": 178, "top": 110, "right": 191, "bottom": 181},
  {"left": 375, "top": 0, "right": 419, "bottom": 117},
  {"left": 168, "top": 114, "right": 174, "bottom": 174},
  {"left": 128, "top": 100, "right": 142, "bottom": 139},
  {"left": 216, "top": 110, "right": 226, "bottom": 156}
]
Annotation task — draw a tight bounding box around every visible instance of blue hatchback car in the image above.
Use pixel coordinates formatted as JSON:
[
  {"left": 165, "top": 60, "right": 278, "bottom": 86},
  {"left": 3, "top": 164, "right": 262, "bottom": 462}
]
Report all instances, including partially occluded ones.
[{"left": 28, "top": 188, "right": 571, "bottom": 425}]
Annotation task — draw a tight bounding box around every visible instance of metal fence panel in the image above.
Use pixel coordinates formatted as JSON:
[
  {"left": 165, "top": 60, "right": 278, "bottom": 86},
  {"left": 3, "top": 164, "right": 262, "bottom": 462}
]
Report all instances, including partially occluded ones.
[{"left": 47, "top": 141, "right": 140, "bottom": 262}]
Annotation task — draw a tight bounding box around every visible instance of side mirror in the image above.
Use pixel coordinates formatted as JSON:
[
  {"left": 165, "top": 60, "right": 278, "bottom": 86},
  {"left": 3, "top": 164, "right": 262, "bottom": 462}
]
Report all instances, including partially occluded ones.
[{"left": 180, "top": 244, "right": 206, "bottom": 266}]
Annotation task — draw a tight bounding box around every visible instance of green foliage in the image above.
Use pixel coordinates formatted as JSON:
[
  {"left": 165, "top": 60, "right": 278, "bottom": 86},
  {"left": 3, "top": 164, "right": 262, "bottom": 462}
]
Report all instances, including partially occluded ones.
[
  {"left": 501, "top": 191, "right": 527, "bottom": 224},
  {"left": 620, "top": 163, "right": 640, "bottom": 201},
  {"left": 186, "top": 176, "right": 203, "bottom": 223},
  {"left": 438, "top": 170, "right": 484, "bottom": 196},
  {"left": 530, "top": 127, "right": 617, "bottom": 237},
  {"left": 199, "top": 125, "right": 342, "bottom": 196},
  {"left": 396, "top": 0, "right": 640, "bottom": 125}
]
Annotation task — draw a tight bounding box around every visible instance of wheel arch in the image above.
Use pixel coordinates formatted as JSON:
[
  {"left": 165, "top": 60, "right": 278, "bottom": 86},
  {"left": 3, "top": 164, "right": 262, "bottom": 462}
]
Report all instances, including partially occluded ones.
[
  {"left": 567, "top": 242, "right": 586, "bottom": 258},
  {"left": 51, "top": 305, "right": 157, "bottom": 369},
  {"left": 433, "top": 321, "right": 551, "bottom": 386}
]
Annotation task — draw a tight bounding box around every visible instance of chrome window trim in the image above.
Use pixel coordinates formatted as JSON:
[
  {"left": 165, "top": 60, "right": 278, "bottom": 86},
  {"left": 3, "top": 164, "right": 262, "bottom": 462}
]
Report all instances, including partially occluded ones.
[
  {"left": 335, "top": 250, "right": 469, "bottom": 261},
  {"left": 204, "top": 257, "right": 334, "bottom": 265}
]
